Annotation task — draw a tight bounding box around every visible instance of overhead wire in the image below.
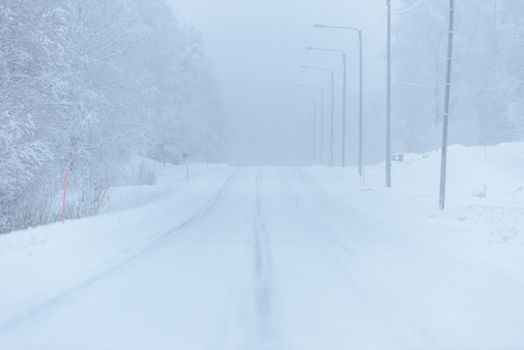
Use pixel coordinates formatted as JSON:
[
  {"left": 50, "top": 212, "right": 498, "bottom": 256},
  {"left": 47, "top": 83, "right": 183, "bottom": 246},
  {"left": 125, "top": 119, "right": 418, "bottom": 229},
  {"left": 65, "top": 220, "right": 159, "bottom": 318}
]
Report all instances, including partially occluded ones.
[
  {"left": 391, "top": 0, "right": 427, "bottom": 15},
  {"left": 393, "top": 80, "right": 499, "bottom": 91}
]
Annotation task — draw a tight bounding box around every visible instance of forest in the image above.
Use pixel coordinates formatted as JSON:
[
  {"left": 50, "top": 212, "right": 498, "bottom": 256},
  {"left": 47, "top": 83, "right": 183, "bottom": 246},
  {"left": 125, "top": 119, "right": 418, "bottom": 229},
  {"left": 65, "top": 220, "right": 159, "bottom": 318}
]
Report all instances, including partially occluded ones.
[{"left": 0, "top": 0, "right": 223, "bottom": 233}]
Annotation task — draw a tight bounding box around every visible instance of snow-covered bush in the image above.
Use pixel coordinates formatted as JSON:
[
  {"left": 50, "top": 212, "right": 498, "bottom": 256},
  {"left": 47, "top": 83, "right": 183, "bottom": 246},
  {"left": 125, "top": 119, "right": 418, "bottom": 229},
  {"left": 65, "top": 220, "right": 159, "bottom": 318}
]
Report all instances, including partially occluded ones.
[
  {"left": 472, "top": 186, "right": 488, "bottom": 199},
  {"left": 137, "top": 163, "right": 157, "bottom": 186}
]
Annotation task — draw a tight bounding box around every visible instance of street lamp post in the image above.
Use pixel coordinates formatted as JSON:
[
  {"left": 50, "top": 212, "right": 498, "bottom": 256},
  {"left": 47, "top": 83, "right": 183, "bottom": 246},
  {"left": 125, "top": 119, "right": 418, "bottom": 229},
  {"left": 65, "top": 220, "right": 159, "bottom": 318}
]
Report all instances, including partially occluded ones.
[
  {"left": 312, "top": 99, "right": 318, "bottom": 163},
  {"left": 314, "top": 24, "right": 365, "bottom": 176},
  {"left": 299, "top": 65, "right": 336, "bottom": 166},
  {"left": 306, "top": 47, "right": 348, "bottom": 167},
  {"left": 386, "top": 0, "right": 392, "bottom": 188},
  {"left": 290, "top": 95, "right": 313, "bottom": 164},
  {"left": 296, "top": 84, "right": 326, "bottom": 164}
]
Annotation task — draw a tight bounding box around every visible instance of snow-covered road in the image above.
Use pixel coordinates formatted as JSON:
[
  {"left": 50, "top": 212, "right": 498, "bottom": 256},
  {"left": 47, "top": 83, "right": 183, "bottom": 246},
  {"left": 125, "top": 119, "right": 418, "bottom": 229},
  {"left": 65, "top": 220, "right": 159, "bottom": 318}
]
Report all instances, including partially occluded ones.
[{"left": 1, "top": 166, "right": 524, "bottom": 349}]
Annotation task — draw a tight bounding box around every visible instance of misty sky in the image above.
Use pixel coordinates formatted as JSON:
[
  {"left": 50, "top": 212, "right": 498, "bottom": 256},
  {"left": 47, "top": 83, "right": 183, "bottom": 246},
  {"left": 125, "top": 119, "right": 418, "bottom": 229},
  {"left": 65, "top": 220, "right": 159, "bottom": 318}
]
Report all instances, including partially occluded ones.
[{"left": 169, "top": 0, "right": 390, "bottom": 165}]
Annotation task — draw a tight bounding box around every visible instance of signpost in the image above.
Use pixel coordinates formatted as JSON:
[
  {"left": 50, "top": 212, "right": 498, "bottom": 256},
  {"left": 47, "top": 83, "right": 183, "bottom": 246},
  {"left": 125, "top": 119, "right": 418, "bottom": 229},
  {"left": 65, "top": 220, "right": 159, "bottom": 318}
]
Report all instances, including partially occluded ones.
[
  {"left": 155, "top": 143, "right": 166, "bottom": 167},
  {"left": 61, "top": 169, "right": 69, "bottom": 223},
  {"left": 391, "top": 154, "right": 404, "bottom": 162},
  {"left": 182, "top": 152, "right": 189, "bottom": 183}
]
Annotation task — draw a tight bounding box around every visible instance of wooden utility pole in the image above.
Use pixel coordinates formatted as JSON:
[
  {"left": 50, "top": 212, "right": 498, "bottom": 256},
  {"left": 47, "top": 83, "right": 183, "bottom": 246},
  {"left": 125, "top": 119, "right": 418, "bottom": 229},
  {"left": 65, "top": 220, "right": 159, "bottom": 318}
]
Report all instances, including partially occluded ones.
[{"left": 439, "top": 0, "right": 455, "bottom": 210}]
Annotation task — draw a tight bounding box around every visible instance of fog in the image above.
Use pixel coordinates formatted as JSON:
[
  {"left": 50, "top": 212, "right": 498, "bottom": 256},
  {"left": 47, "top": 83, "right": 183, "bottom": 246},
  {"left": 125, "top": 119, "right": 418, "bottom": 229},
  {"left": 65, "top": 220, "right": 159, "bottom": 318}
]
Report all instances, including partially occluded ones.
[
  {"left": 170, "top": 0, "right": 387, "bottom": 165},
  {"left": 3, "top": 1, "right": 524, "bottom": 348},
  {"left": 2, "top": 1, "right": 520, "bottom": 233},
  {"left": 169, "top": 1, "right": 518, "bottom": 168}
]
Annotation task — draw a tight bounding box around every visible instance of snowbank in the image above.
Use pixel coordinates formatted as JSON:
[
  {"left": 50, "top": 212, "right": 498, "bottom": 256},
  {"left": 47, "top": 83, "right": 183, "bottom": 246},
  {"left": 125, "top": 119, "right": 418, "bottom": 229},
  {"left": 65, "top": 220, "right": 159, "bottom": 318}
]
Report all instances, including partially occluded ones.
[{"left": 306, "top": 142, "right": 524, "bottom": 273}]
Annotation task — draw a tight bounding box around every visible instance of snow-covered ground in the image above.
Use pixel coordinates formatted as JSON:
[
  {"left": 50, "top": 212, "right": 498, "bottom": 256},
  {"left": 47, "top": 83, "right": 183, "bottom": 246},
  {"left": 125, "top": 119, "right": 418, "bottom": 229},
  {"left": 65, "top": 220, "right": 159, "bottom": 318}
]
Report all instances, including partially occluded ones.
[
  {"left": 310, "top": 142, "right": 524, "bottom": 273},
  {"left": 1, "top": 144, "right": 524, "bottom": 349}
]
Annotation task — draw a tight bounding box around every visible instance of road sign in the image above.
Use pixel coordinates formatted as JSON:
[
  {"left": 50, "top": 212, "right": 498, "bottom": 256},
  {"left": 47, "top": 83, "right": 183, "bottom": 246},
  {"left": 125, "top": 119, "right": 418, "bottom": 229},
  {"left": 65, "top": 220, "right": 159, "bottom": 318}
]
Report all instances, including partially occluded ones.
[{"left": 391, "top": 154, "right": 404, "bottom": 162}]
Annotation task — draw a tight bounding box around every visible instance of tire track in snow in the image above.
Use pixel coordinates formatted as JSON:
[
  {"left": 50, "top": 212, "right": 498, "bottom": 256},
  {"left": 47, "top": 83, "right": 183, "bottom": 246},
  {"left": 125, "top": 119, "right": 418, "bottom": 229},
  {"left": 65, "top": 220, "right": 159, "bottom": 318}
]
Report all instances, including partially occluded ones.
[
  {"left": 0, "top": 169, "right": 239, "bottom": 335},
  {"left": 280, "top": 168, "right": 436, "bottom": 349},
  {"left": 286, "top": 168, "right": 524, "bottom": 347},
  {"left": 214, "top": 168, "right": 282, "bottom": 350},
  {"left": 297, "top": 167, "right": 524, "bottom": 306},
  {"left": 251, "top": 167, "right": 276, "bottom": 349},
  {"left": 280, "top": 170, "right": 357, "bottom": 272},
  {"left": 302, "top": 167, "right": 524, "bottom": 280},
  {"left": 295, "top": 168, "right": 524, "bottom": 343}
]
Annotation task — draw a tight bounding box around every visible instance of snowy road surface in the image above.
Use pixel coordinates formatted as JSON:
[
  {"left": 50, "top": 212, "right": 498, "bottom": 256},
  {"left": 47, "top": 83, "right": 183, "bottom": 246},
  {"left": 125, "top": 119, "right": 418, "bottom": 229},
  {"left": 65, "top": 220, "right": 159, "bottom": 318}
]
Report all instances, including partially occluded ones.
[{"left": 1, "top": 166, "right": 524, "bottom": 349}]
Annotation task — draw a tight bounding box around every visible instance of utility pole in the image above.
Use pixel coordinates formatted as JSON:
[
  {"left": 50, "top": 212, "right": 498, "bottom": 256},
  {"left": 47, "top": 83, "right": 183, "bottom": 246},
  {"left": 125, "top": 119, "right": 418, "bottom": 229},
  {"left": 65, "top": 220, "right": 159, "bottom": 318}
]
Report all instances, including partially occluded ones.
[
  {"left": 439, "top": 0, "right": 455, "bottom": 210},
  {"left": 386, "top": 0, "right": 392, "bottom": 188}
]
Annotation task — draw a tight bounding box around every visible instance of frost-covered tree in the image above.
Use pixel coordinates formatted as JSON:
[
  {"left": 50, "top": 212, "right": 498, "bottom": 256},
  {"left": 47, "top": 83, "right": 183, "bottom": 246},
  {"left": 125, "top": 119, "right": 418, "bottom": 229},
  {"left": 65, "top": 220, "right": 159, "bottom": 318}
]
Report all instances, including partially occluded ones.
[
  {"left": 0, "top": 0, "right": 224, "bottom": 233},
  {"left": 392, "top": 0, "right": 515, "bottom": 152},
  {"left": 392, "top": 0, "right": 448, "bottom": 152},
  {"left": 495, "top": 0, "right": 524, "bottom": 139}
]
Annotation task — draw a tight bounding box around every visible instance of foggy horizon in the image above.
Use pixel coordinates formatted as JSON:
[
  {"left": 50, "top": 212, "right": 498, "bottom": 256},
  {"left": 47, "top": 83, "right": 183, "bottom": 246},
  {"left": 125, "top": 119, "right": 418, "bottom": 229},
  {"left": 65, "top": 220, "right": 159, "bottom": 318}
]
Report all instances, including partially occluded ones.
[{"left": 170, "top": 0, "right": 388, "bottom": 166}]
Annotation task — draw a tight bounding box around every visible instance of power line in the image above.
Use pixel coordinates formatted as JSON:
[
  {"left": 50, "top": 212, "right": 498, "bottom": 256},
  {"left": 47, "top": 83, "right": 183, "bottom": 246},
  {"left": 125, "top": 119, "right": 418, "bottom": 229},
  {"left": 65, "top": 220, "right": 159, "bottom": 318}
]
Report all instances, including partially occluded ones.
[
  {"left": 393, "top": 80, "right": 498, "bottom": 91},
  {"left": 392, "top": 0, "right": 427, "bottom": 14}
]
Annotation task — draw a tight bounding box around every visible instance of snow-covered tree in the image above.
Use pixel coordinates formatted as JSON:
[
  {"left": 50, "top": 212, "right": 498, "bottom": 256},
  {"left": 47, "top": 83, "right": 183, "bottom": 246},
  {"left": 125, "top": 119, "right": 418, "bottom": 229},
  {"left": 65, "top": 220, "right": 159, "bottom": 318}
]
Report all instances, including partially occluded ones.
[
  {"left": 495, "top": 0, "right": 524, "bottom": 139},
  {"left": 392, "top": 0, "right": 516, "bottom": 152},
  {"left": 0, "top": 0, "right": 224, "bottom": 233}
]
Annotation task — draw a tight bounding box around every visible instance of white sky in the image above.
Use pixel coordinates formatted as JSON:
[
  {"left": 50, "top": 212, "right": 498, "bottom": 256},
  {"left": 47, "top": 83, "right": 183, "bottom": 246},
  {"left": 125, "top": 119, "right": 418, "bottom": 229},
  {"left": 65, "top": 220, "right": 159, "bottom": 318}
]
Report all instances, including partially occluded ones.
[{"left": 169, "top": 0, "right": 391, "bottom": 165}]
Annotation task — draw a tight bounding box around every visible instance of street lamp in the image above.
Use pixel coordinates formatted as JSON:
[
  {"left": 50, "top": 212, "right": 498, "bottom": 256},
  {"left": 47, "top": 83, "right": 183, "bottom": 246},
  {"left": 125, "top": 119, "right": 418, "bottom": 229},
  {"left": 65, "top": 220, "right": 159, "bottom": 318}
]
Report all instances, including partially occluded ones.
[
  {"left": 290, "top": 95, "right": 312, "bottom": 164},
  {"left": 296, "top": 84, "right": 325, "bottom": 164},
  {"left": 306, "top": 47, "right": 348, "bottom": 167},
  {"left": 314, "top": 24, "right": 365, "bottom": 176},
  {"left": 299, "top": 65, "right": 336, "bottom": 166}
]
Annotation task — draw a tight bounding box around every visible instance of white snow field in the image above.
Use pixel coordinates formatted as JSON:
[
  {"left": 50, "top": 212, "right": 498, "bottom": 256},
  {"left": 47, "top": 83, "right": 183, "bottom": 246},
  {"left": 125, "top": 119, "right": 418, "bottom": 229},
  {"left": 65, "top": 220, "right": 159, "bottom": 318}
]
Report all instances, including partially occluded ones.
[{"left": 1, "top": 144, "right": 524, "bottom": 350}]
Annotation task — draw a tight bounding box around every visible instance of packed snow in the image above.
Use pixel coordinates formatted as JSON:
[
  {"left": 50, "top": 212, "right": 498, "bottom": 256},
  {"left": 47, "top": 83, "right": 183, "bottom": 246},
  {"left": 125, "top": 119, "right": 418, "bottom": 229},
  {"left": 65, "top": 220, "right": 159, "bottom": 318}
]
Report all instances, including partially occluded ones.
[{"left": 1, "top": 143, "right": 523, "bottom": 349}]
